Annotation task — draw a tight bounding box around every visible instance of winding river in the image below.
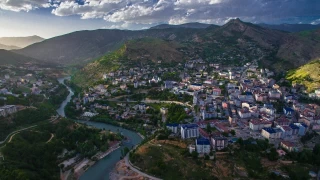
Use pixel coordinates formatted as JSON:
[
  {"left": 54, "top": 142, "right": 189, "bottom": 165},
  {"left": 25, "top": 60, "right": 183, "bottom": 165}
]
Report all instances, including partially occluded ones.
[{"left": 57, "top": 77, "right": 143, "bottom": 180}]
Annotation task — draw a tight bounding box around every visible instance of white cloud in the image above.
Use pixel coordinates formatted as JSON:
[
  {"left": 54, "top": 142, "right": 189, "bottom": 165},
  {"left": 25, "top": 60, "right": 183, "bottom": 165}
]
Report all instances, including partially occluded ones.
[
  {"left": 311, "top": 19, "right": 320, "bottom": 25},
  {"left": 0, "top": 0, "right": 319, "bottom": 29},
  {"left": 0, "top": 0, "right": 52, "bottom": 12}
]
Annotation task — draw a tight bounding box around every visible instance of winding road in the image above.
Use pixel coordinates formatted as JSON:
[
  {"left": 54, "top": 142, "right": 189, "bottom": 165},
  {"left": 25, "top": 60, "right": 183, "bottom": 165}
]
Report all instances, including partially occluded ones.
[{"left": 124, "top": 151, "right": 162, "bottom": 180}]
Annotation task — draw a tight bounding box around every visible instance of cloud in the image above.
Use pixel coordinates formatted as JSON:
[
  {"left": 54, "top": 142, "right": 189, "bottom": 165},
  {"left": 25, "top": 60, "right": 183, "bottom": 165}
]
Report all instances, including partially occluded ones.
[
  {"left": 1, "top": 0, "right": 320, "bottom": 27},
  {"left": 0, "top": 0, "right": 56, "bottom": 12}
]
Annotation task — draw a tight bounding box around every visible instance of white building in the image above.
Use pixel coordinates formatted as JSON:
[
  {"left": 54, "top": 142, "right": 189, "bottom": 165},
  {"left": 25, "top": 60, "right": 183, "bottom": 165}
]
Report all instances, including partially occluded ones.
[
  {"left": 166, "top": 123, "right": 179, "bottom": 134},
  {"left": 211, "top": 136, "right": 228, "bottom": 150},
  {"left": 196, "top": 138, "right": 211, "bottom": 154},
  {"left": 181, "top": 124, "right": 199, "bottom": 139}
]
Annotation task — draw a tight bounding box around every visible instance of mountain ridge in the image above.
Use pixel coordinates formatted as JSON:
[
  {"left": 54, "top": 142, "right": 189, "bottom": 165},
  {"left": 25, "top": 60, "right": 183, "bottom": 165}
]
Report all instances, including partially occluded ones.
[{"left": 0, "top": 35, "right": 44, "bottom": 48}]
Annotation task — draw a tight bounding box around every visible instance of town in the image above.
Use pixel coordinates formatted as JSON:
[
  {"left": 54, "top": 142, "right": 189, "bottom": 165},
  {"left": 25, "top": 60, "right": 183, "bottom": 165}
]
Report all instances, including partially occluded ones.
[{"left": 67, "top": 57, "right": 320, "bottom": 163}]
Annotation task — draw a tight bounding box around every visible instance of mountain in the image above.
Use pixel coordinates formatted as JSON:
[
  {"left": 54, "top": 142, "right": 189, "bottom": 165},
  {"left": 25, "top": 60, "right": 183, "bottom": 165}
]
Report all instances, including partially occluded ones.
[
  {"left": 15, "top": 28, "right": 200, "bottom": 65},
  {"left": 259, "top": 23, "right": 320, "bottom": 32},
  {"left": 286, "top": 59, "right": 320, "bottom": 92},
  {"left": 14, "top": 19, "right": 320, "bottom": 72},
  {"left": 73, "top": 38, "right": 185, "bottom": 86},
  {"left": 150, "top": 22, "right": 214, "bottom": 29},
  {"left": 0, "top": 35, "right": 44, "bottom": 48},
  {"left": 0, "top": 43, "right": 20, "bottom": 50},
  {"left": 210, "top": 18, "right": 286, "bottom": 48},
  {"left": 276, "top": 29, "right": 320, "bottom": 69},
  {"left": 0, "top": 49, "right": 42, "bottom": 66}
]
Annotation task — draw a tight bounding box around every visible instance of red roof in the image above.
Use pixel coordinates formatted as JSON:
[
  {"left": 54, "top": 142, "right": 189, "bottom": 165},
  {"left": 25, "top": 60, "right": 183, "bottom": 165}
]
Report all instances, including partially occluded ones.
[{"left": 281, "top": 141, "right": 295, "bottom": 147}]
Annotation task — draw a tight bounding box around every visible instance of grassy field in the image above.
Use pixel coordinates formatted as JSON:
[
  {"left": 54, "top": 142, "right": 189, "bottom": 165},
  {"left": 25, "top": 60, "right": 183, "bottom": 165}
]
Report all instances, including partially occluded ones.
[
  {"left": 130, "top": 139, "right": 241, "bottom": 180},
  {"left": 286, "top": 59, "right": 320, "bottom": 92}
]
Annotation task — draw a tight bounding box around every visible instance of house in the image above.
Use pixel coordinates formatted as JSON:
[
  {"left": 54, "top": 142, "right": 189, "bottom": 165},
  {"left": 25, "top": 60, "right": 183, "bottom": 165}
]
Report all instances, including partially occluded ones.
[
  {"left": 249, "top": 119, "right": 272, "bottom": 131},
  {"left": 196, "top": 138, "right": 211, "bottom": 154},
  {"left": 268, "top": 90, "right": 281, "bottom": 99},
  {"left": 289, "top": 123, "right": 300, "bottom": 135},
  {"left": 294, "top": 123, "right": 308, "bottom": 136},
  {"left": 283, "top": 107, "right": 294, "bottom": 117},
  {"left": 279, "top": 125, "right": 293, "bottom": 138},
  {"left": 189, "top": 83, "right": 203, "bottom": 91},
  {"left": 181, "top": 124, "right": 199, "bottom": 139},
  {"left": 211, "top": 136, "right": 228, "bottom": 150},
  {"left": 166, "top": 123, "right": 179, "bottom": 134},
  {"left": 274, "top": 117, "right": 290, "bottom": 126},
  {"left": 280, "top": 141, "right": 297, "bottom": 152},
  {"left": 261, "top": 127, "right": 283, "bottom": 139},
  {"left": 212, "top": 88, "right": 221, "bottom": 96},
  {"left": 238, "top": 107, "right": 251, "bottom": 119}
]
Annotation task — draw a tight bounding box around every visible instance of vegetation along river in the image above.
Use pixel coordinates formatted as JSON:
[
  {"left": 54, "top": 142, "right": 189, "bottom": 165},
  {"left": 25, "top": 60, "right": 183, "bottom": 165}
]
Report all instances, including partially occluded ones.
[{"left": 57, "top": 77, "right": 143, "bottom": 180}]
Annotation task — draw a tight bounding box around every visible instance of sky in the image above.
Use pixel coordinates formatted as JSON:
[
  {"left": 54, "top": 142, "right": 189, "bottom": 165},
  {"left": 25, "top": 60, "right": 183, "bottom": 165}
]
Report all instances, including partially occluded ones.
[{"left": 0, "top": 0, "right": 320, "bottom": 38}]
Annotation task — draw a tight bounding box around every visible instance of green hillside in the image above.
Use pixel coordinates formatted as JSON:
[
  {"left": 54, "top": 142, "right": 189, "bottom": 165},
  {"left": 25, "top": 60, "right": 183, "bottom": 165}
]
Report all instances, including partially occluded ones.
[
  {"left": 286, "top": 59, "right": 320, "bottom": 92},
  {"left": 0, "top": 49, "right": 39, "bottom": 65},
  {"left": 73, "top": 38, "right": 185, "bottom": 87}
]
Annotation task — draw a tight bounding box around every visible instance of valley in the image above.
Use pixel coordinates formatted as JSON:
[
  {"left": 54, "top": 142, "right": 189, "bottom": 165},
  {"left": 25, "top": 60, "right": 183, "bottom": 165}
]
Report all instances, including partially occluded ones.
[{"left": 0, "top": 18, "right": 320, "bottom": 180}]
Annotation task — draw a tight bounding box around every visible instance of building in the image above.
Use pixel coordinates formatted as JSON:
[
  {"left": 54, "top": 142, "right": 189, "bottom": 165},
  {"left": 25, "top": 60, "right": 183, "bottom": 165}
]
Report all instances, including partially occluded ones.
[
  {"left": 289, "top": 123, "right": 300, "bottom": 135},
  {"left": 211, "top": 136, "right": 228, "bottom": 150},
  {"left": 181, "top": 124, "right": 199, "bottom": 139},
  {"left": 166, "top": 123, "right": 179, "bottom": 134},
  {"left": 160, "top": 107, "right": 168, "bottom": 115},
  {"left": 196, "top": 138, "right": 211, "bottom": 154},
  {"left": 249, "top": 119, "right": 272, "bottom": 131},
  {"left": 280, "top": 141, "right": 297, "bottom": 152},
  {"left": 283, "top": 107, "right": 294, "bottom": 117},
  {"left": 261, "top": 127, "right": 283, "bottom": 139},
  {"left": 238, "top": 107, "right": 251, "bottom": 119},
  {"left": 212, "top": 88, "right": 221, "bottom": 96},
  {"left": 294, "top": 123, "right": 308, "bottom": 136},
  {"left": 0, "top": 105, "right": 17, "bottom": 117},
  {"left": 189, "top": 83, "right": 203, "bottom": 91}
]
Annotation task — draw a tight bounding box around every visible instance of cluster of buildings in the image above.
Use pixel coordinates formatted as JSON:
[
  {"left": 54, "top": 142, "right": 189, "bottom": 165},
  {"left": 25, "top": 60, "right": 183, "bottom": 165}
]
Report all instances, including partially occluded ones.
[{"left": 0, "top": 105, "right": 17, "bottom": 117}]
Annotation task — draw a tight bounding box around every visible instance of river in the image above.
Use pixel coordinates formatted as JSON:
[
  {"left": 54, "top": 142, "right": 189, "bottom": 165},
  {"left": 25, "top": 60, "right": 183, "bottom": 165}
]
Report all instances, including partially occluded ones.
[{"left": 57, "top": 77, "right": 143, "bottom": 180}]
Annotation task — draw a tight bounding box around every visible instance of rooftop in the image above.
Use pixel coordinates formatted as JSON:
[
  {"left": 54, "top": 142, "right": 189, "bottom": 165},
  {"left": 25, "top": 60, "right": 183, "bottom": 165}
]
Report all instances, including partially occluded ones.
[{"left": 196, "top": 138, "right": 210, "bottom": 145}]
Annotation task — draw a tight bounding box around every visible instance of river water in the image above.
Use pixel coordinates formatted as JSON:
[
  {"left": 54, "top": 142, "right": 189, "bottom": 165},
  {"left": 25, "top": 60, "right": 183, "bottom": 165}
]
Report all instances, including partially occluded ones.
[{"left": 57, "top": 77, "right": 143, "bottom": 180}]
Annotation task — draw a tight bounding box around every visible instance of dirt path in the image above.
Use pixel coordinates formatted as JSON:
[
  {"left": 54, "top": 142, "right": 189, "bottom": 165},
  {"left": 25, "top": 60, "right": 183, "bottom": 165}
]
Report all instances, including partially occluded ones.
[{"left": 46, "top": 133, "right": 54, "bottom": 143}]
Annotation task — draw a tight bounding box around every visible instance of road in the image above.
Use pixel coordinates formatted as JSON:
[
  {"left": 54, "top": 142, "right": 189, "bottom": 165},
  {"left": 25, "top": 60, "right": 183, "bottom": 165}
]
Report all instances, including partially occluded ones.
[
  {"left": 0, "top": 116, "right": 58, "bottom": 145},
  {"left": 0, "top": 125, "right": 38, "bottom": 145},
  {"left": 124, "top": 148, "right": 162, "bottom": 180}
]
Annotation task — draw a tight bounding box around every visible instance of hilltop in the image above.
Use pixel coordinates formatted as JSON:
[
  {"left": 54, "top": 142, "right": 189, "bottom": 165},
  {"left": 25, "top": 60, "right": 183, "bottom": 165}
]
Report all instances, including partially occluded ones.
[
  {"left": 286, "top": 59, "right": 320, "bottom": 92},
  {"left": 0, "top": 35, "right": 44, "bottom": 48},
  {"left": 73, "top": 38, "right": 185, "bottom": 87}
]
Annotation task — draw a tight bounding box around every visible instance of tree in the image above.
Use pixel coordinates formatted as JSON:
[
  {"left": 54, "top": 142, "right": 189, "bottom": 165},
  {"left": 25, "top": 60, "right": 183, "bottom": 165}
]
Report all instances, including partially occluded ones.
[
  {"left": 230, "top": 130, "right": 236, "bottom": 136},
  {"left": 267, "top": 148, "right": 279, "bottom": 161},
  {"left": 191, "top": 151, "right": 198, "bottom": 159},
  {"left": 206, "top": 123, "right": 212, "bottom": 133}
]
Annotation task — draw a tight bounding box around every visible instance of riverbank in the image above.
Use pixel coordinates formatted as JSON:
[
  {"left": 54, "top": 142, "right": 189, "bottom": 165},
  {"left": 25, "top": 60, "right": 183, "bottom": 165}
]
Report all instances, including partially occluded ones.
[
  {"left": 74, "top": 142, "right": 121, "bottom": 179},
  {"left": 57, "top": 78, "right": 144, "bottom": 180}
]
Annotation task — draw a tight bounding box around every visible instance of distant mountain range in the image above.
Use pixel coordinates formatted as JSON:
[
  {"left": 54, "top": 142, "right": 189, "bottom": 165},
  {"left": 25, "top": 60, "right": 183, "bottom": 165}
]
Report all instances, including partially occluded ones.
[
  {"left": 10, "top": 19, "right": 320, "bottom": 74},
  {"left": 259, "top": 23, "right": 320, "bottom": 32},
  {"left": 0, "top": 43, "right": 20, "bottom": 50},
  {"left": 0, "top": 35, "right": 44, "bottom": 48},
  {"left": 150, "top": 22, "right": 213, "bottom": 29}
]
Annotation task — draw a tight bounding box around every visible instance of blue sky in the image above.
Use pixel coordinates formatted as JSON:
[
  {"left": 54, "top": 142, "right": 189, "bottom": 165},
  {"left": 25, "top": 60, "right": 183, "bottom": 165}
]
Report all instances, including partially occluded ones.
[{"left": 0, "top": 0, "right": 320, "bottom": 38}]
